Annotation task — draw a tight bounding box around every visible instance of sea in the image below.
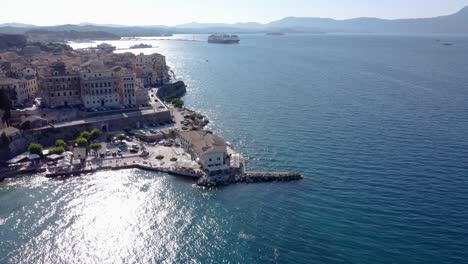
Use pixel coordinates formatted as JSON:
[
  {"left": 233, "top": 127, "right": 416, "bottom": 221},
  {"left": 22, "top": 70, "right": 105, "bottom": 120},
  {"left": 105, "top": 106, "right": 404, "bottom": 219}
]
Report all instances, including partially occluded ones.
[{"left": 1, "top": 34, "right": 468, "bottom": 263}]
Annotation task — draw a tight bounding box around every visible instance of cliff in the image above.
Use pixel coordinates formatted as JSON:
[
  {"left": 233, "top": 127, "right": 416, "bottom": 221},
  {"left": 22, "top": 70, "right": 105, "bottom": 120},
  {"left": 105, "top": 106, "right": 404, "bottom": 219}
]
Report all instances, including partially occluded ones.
[{"left": 156, "top": 80, "right": 187, "bottom": 101}]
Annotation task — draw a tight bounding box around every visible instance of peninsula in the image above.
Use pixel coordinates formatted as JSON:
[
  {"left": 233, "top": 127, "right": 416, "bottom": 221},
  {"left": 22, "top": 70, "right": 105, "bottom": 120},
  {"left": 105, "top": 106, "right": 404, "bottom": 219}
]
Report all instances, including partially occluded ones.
[{"left": 0, "top": 34, "right": 303, "bottom": 187}]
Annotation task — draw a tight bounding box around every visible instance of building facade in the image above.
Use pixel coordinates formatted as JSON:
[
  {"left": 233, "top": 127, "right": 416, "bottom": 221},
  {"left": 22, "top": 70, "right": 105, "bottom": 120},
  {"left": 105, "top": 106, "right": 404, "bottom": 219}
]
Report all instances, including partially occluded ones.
[
  {"left": 81, "top": 61, "right": 119, "bottom": 109},
  {"left": 179, "top": 131, "right": 227, "bottom": 170},
  {"left": 40, "top": 62, "right": 81, "bottom": 108}
]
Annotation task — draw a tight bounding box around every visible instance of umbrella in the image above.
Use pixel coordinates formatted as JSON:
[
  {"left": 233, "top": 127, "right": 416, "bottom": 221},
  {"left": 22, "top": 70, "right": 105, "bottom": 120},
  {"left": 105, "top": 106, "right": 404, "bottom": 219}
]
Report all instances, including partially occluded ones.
[
  {"left": 47, "top": 154, "right": 62, "bottom": 160},
  {"left": 27, "top": 154, "right": 40, "bottom": 160}
]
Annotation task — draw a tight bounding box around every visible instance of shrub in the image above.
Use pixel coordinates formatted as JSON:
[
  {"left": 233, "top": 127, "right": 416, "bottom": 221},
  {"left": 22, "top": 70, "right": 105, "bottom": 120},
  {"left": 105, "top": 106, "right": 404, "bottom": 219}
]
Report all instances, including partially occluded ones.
[
  {"left": 105, "top": 132, "right": 113, "bottom": 142},
  {"left": 90, "top": 143, "right": 102, "bottom": 150},
  {"left": 55, "top": 139, "right": 65, "bottom": 148},
  {"left": 156, "top": 155, "right": 164, "bottom": 160},
  {"left": 75, "top": 137, "right": 88, "bottom": 147},
  {"left": 171, "top": 98, "right": 184, "bottom": 108},
  {"left": 79, "top": 131, "right": 91, "bottom": 140},
  {"left": 49, "top": 146, "right": 65, "bottom": 155},
  {"left": 90, "top": 128, "right": 101, "bottom": 140},
  {"left": 28, "top": 143, "right": 43, "bottom": 155},
  {"left": 170, "top": 157, "right": 178, "bottom": 162},
  {"left": 117, "top": 133, "right": 126, "bottom": 141}
]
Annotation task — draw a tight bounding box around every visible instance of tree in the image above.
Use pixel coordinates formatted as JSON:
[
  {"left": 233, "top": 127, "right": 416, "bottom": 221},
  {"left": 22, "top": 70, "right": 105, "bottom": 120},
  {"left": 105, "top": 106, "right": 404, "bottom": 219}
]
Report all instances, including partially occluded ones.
[
  {"left": 20, "top": 120, "right": 31, "bottom": 130},
  {"left": 105, "top": 132, "right": 113, "bottom": 142},
  {"left": 171, "top": 98, "right": 184, "bottom": 108},
  {"left": 90, "top": 128, "right": 101, "bottom": 140},
  {"left": 79, "top": 131, "right": 91, "bottom": 140},
  {"left": 116, "top": 133, "right": 126, "bottom": 141},
  {"left": 168, "top": 129, "right": 178, "bottom": 138},
  {"left": 90, "top": 143, "right": 102, "bottom": 150},
  {"left": 55, "top": 139, "right": 65, "bottom": 148},
  {"left": 0, "top": 89, "right": 12, "bottom": 125},
  {"left": 28, "top": 143, "right": 43, "bottom": 155},
  {"left": 49, "top": 146, "right": 65, "bottom": 155},
  {"left": 75, "top": 137, "right": 88, "bottom": 147}
]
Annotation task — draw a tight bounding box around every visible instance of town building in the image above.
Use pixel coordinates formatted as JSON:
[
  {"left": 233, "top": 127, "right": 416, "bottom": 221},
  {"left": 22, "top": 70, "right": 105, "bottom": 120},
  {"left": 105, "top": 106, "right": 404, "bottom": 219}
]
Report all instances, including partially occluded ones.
[
  {"left": 39, "top": 62, "right": 81, "bottom": 108},
  {"left": 0, "top": 77, "right": 27, "bottom": 104},
  {"left": 80, "top": 60, "right": 119, "bottom": 109},
  {"left": 136, "top": 53, "right": 170, "bottom": 86},
  {"left": 179, "top": 130, "right": 228, "bottom": 171},
  {"left": 113, "top": 66, "right": 137, "bottom": 106}
]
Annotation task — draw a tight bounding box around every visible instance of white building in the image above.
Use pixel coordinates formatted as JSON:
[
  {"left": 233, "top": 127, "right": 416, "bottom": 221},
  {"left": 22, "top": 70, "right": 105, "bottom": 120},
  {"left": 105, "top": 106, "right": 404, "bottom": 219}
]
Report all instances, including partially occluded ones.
[{"left": 179, "top": 131, "right": 227, "bottom": 171}]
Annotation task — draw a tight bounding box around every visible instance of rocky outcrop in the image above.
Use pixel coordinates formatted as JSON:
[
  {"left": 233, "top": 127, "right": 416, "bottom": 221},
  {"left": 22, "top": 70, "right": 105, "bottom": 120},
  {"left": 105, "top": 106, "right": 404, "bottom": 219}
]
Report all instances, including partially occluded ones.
[{"left": 156, "top": 80, "right": 186, "bottom": 101}]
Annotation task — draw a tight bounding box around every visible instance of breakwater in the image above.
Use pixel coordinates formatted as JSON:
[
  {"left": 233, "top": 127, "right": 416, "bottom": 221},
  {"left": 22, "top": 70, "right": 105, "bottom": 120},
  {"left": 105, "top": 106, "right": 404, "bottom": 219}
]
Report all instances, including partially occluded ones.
[{"left": 197, "top": 171, "right": 304, "bottom": 187}]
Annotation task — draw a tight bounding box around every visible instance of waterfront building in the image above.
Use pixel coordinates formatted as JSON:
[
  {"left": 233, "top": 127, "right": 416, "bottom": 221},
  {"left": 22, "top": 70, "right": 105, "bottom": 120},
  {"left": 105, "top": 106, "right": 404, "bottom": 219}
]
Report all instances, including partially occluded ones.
[
  {"left": 179, "top": 131, "right": 228, "bottom": 171},
  {"left": 113, "top": 66, "right": 137, "bottom": 106},
  {"left": 80, "top": 60, "right": 119, "bottom": 109},
  {"left": 39, "top": 62, "right": 81, "bottom": 108},
  {"left": 136, "top": 53, "right": 169, "bottom": 86}
]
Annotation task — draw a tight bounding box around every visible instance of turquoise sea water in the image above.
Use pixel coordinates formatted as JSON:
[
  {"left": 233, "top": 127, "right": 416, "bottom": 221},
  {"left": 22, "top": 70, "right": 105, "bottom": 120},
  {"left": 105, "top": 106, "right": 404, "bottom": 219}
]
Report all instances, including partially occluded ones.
[{"left": 2, "top": 34, "right": 468, "bottom": 263}]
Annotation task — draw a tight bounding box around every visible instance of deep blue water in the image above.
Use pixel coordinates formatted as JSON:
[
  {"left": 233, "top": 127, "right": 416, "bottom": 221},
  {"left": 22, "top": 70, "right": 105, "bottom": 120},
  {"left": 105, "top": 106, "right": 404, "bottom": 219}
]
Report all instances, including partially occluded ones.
[{"left": 2, "top": 34, "right": 468, "bottom": 263}]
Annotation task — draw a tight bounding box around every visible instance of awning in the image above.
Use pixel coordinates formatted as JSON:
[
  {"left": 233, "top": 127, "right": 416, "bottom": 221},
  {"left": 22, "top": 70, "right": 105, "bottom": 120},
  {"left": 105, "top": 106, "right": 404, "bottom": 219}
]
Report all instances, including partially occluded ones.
[{"left": 47, "top": 154, "right": 63, "bottom": 160}]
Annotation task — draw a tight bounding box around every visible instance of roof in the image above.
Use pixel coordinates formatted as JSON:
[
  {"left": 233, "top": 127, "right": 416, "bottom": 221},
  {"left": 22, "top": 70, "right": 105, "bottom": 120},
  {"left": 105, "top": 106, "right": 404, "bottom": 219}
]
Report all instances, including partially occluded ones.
[
  {"left": 179, "top": 130, "right": 226, "bottom": 155},
  {"left": 0, "top": 78, "right": 19, "bottom": 86}
]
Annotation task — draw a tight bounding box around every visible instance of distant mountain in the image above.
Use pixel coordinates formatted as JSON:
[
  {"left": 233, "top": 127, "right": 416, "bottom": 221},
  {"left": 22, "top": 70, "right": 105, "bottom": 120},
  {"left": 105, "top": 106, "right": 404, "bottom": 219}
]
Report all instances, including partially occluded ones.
[
  {"left": 1, "top": 6, "right": 467, "bottom": 35},
  {"left": 266, "top": 6, "right": 468, "bottom": 34},
  {"left": 0, "top": 23, "right": 37, "bottom": 28}
]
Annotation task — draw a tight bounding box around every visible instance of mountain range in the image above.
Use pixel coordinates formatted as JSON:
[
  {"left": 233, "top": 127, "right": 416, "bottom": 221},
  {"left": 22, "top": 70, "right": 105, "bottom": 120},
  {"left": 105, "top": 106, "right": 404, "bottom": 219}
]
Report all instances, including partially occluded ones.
[{"left": 1, "top": 6, "right": 468, "bottom": 36}]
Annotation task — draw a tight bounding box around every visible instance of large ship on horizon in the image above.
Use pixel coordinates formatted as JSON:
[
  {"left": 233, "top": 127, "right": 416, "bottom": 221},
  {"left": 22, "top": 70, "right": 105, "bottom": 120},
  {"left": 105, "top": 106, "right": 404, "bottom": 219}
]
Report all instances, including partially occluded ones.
[{"left": 208, "top": 34, "right": 240, "bottom": 44}]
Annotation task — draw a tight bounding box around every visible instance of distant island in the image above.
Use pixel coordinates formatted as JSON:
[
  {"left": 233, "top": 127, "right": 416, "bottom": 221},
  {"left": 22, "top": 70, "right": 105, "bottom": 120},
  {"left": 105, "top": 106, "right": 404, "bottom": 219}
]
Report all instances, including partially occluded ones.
[{"left": 1, "top": 6, "right": 468, "bottom": 37}]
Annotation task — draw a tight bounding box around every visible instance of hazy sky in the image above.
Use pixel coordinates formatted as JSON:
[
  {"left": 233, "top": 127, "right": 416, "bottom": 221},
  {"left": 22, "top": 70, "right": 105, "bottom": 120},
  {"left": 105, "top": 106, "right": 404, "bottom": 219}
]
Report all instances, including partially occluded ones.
[{"left": 2, "top": 0, "right": 468, "bottom": 26}]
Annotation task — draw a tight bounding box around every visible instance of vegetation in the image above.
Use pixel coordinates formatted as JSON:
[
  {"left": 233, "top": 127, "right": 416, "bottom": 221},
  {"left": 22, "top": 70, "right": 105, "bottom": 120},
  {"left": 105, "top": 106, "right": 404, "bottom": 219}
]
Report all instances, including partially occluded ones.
[
  {"left": 55, "top": 139, "right": 66, "bottom": 148},
  {"left": 168, "top": 129, "right": 178, "bottom": 138},
  {"left": 0, "top": 87, "right": 12, "bottom": 125},
  {"left": 74, "top": 137, "right": 88, "bottom": 147},
  {"left": 117, "top": 133, "right": 126, "bottom": 141},
  {"left": 20, "top": 120, "right": 31, "bottom": 130},
  {"left": 170, "top": 157, "right": 178, "bottom": 162},
  {"left": 79, "top": 131, "right": 91, "bottom": 140},
  {"left": 171, "top": 98, "right": 184, "bottom": 108},
  {"left": 156, "top": 155, "right": 164, "bottom": 160},
  {"left": 123, "top": 127, "right": 132, "bottom": 134},
  {"left": 90, "top": 128, "right": 101, "bottom": 140},
  {"left": 105, "top": 132, "right": 114, "bottom": 142},
  {"left": 90, "top": 143, "right": 102, "bottom": 150},
  {"left": 49, "top": 146, "right": 65, "bottom": 155},
  {"left": 28, "top": 143, "right": 43, "bottom": 155}
]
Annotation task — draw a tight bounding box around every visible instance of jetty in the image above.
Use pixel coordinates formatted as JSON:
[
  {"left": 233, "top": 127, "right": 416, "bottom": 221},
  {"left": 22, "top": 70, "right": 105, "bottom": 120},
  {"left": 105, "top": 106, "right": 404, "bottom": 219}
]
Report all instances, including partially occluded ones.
[{"left": 196, "top": 171, "right": 304, "bottom": 187}]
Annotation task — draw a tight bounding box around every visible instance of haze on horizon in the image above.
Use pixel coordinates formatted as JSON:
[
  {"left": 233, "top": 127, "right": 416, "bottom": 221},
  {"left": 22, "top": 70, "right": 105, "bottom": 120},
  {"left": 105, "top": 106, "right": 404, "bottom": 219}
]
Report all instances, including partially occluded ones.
[{"left": 2, "top": 0, "right": 468, "bottom": 26}]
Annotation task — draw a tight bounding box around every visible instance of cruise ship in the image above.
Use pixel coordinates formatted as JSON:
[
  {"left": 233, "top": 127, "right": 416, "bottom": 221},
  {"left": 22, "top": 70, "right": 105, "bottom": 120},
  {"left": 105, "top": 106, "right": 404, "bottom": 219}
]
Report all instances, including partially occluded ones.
[{"left": 208, "top": 34, "right": 240, "bottom": 44}]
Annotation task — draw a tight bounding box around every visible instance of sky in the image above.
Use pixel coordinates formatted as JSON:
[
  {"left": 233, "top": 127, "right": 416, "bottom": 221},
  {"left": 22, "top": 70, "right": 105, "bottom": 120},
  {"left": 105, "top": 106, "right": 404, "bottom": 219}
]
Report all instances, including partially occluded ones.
[{"left": 2, "top": 0, "right": 468, "bottom": 26}]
